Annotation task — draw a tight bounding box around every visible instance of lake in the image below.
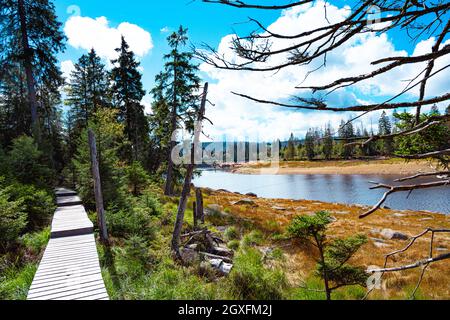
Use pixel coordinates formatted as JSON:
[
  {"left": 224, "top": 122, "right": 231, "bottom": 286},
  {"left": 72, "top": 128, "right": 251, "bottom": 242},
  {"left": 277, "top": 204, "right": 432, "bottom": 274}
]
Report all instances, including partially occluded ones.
[{"left": 193, "top": 170, "right": 450, "bottom": 214}]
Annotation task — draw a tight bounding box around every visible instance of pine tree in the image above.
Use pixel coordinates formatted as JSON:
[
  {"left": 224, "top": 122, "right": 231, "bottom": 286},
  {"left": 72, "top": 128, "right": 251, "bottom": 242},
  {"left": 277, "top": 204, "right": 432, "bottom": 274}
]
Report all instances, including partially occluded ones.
[
  {"left": 285, "top": 133, "right": 296, "bottom": 160},
  {"left": 65, "top": 49, "right": 110, "bottom": 157},
  {"left": 155, "top": 26, "right": 200, "bottom": 195},
  {"left": 378, "top": 111, "right": 393, "bottom": 155},
  {"left": 305, "top": 129, "right": 315, "bottom": 160},
  {"left": 0, "top": 0, "right": 66, "bottom": 140},
  {"left": 322, "top": 123, "right": 333, "bottom": 160},
  {"left": 338, "top": 120, "right": 355, "bottom": 159},
  {"left": 110, "top": 37, "right": 149, "bottom": 163}
]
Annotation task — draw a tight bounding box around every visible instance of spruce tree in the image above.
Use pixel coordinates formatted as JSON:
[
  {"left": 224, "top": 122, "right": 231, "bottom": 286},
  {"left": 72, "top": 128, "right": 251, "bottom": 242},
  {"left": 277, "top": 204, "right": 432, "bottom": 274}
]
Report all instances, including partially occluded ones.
[
  {"left": 154, "top": 26, "right": 200, "bottom": 195},
  {"left": 322, "top": 123, "right": 333, "bottom": 160},
  {"left": 0, "top": 0, "right": 65, "bottom": 140},
  {"left": 285, "top": 133, "right": 296, "bottom": 160},
  {"left": 305, "top": 129, "right": 315, "bottom": 160},
  {"left": 378, "top": 111, "right": 393, "bottom": 155},
  {"left": 110, "top": 37, "right": 148, "bottom": 163}
]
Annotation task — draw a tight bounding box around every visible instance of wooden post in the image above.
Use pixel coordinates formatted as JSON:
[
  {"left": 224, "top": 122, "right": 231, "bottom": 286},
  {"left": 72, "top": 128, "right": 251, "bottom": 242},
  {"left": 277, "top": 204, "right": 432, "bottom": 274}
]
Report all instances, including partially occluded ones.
[
  {"left": 193, "top": 201, "right": 197, "bottom": 228},
  {"left": 171, "top": 83, "right": 209, "bottom": 260},
  {"left": 88, "top": 129, "right": 108, "bottom": 243},
  {"left": 195, "top": 188, "right": 204, "bottom": 224}
]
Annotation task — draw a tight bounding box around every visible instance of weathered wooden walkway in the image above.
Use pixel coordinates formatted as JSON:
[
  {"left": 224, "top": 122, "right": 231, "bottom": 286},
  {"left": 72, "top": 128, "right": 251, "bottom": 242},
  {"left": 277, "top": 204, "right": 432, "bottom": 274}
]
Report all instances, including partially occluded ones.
[{"left": 27, "top": 188, "right": 109, "bottom": 300}]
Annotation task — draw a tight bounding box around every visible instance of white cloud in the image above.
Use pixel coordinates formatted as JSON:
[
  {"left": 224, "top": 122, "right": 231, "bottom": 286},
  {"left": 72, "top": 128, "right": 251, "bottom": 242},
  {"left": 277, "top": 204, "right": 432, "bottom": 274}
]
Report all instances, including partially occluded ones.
[
  {"left": 64, "top": 16, "right": 153, "bottom": 61},
  {"left": 160, "top": 26, "right": 170, "bottom": 33},
  {"left": 60, "top": 60, "right": 75, "bottom": 82},
  {"left": 200, "top": 0, "right": 450, "bottom": 141}
]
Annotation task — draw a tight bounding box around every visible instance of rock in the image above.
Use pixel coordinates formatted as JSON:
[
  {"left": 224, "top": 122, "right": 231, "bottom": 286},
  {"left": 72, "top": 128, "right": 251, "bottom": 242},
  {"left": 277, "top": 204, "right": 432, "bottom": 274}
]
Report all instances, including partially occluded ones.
[
  {"left": 220, "top": 262, "right": 233, "bottom": 274},
  {"left": 392, "top": 213, "right": 406, "bottom": 218},
  {"left": 295, "top": 206, "right": 308, "bottom": 211},
  {"left": 207, "top": 258, "right": 233, "bottom": 275},
  {"left": 334, "top": 211, "right": 350, "bottom": 215},
  {"left": 420, "top": 217, "right": 433, "bottom": 221},
  {"left": 245, "top": 192, "right": 258, "bottom": 198},
  {"left": 271, "top": 206, "right": 287, "bottom": 211},
  {"left": 212, "top": 246, "right": 234, "bottom": 258},
  {"left": 380, "top": 228, "right": 409, "bottom": 240},
  {"left": 436, "top": 247, "right": 448, "bottom": 252},
  {"left": 232, "top": 198, "right": 258, "bottom": 207}
]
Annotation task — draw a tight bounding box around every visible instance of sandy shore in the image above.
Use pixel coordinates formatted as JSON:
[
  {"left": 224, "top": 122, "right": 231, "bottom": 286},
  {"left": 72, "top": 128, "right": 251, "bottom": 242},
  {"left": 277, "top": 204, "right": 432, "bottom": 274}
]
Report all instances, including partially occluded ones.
[{"left": 233, "top": 159, "right": 434, "bottom": 175}]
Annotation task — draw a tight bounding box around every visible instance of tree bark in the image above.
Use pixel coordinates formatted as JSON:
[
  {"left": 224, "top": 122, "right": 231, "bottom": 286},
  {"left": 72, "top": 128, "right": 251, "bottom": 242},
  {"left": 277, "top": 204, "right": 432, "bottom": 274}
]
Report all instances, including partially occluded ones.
[
  {"left": 171, "top": 83, "right": 208, "bottom": 260},
  {"left": 195, "top": 188, "right": 204, "bottom": 224},
  {"left": 315, "top": 234, "right": 331, "bottom": 300},
  {"left": 88, "top": 129, "right": 108, "bottom": 243},
  {"left": 164, "top": 51, "right": 179, "bottom": 196},
  {"left": 193, "top": 201, "right": 197, "bottom": 228},
  {"left": 17, "top": 0, "right": 40, "bottom": 139}
]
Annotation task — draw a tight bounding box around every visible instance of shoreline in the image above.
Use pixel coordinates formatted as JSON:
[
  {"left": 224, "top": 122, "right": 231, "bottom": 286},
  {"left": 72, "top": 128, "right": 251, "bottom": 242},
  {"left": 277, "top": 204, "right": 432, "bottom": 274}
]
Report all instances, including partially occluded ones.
[{"left": 226, "top": 159, "right": 433, "bottom": 175}]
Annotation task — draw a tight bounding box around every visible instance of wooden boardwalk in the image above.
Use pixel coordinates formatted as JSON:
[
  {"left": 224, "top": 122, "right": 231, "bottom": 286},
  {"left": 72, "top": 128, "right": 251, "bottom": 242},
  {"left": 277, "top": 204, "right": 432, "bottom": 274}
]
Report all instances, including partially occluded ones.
[{"left": 27, "top": 188, "right": 109, "bottom": 300}]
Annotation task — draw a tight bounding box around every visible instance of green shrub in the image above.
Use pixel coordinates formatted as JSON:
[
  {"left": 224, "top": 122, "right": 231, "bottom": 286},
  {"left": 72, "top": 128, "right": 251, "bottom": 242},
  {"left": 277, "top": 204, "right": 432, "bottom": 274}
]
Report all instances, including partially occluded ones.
[
  {"left": 107, "top": 208, "right": 157, "bottom": 240},
  {"left": 224, "top": 226, "right": 239, "bottom": 241},
  {"left": 0, "top": 263, "right": 37, "bottom": 300},
  {"left": 20, "top": 228, "right": 50, "bottom": 255},
  {"left": 6, "top": 136, "right": 52, "bottom": 187},
  {"left": 227, "top": 240, "right": 240, "bottom": 251},
  {"left": 6, "top": 184, "right": 54, "bottom": 230},
  {"left": 0, "top": 188, "right": 26, "bottom": 250},
  {"left": 241, "top": 230, "right": 264, "bottom": 247},
  {"left": 124, "top": 162, "right": 150, "bottom": 196},
  {"left": 228, "top": 248, "right": 287, "bottom": 300},
  {"left": 137, "top": 191, "right": 162, "bottom": 216}
]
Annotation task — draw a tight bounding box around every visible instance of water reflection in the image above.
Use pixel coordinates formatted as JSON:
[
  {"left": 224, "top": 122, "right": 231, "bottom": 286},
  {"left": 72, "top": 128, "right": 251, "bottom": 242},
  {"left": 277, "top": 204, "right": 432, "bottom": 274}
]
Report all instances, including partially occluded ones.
[{"left": 193, "top": 170, "right": 450, "bottom": 214}]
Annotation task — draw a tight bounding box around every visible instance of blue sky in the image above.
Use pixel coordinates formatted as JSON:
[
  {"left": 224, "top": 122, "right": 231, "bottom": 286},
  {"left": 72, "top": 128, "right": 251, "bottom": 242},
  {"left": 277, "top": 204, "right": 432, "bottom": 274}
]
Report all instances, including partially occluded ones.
[{"left": 53, "top": 0, "right": 450, "bottom": 141}]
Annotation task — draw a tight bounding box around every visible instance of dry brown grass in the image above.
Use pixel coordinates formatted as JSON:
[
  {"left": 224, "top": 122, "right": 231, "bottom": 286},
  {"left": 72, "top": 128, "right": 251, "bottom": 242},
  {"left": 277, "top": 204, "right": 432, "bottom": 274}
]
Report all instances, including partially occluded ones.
[{"left": 202, "top": 189, "right": 450, "bottom": 299}]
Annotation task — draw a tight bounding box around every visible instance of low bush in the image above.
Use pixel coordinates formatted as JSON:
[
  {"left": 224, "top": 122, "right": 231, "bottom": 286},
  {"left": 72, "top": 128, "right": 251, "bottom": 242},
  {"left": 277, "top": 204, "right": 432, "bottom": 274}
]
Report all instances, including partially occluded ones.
[
  {"left": 227, "top": 240, "right": 240, "bottom": 251},
  {"left": 241, "top": 230, "right": 264, "bottom": 247},
  {"left": 224, "top": 226, "right": 239, "bottom": 241},
  {"left": 0, "top": 188, "right": 26, "bottom": 251},
  {"left": 228, "top": 248, "right": 287, "bottom": 300}
]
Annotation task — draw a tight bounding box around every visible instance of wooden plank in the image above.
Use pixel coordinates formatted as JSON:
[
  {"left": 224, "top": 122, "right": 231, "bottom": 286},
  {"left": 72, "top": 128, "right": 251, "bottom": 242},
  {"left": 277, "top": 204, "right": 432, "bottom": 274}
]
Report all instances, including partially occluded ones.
[
  {"left": 27, "top": 191, "right": 109, "bottom": 301},
  {"left": 56, "top": 195, "right": 82, "bottom": 207}
]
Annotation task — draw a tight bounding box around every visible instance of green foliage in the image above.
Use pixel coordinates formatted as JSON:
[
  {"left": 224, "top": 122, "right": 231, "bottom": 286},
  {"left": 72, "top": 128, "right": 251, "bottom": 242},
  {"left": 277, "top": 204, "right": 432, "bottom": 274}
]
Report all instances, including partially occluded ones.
[
  {"left": 73, "top": 108, "right": 127, "bottom": 209},
  {"left": 124, "top": 162, "right": 150, "bottom": 196},
  {"left": 6, "top": 183, "right": 54, "bottom": 230},
  {"left": 224, "top": 226, "right": 239, "bottom": 241},
  {"left": 287, "top": 211, "right": 368, "bottom": 300},
  {"left": 228, "top": 248, "right": 287, "bottom": 300},
  {"left": 107, "top": 208, "right": 158, "bottom": 241},
  {"left": 227, "top": 240, "right": 240, "bottom": 251},
  {"left": 241, "top": 230, "right": 264, "bottom": 247},
  {"left": 19, "top": 228, "right": 50, "bottom": 256},
  {"left": 6, "top": 136, "right": 52, "bottom": 186},
  {"left": 110, "top": 37, "right": 149, "bottom": 162},
  {"left": 287, "top": 211, "right": 332, "bottom": 244},
  {"left": 393, "top": 109, "right": 450, "bottom": 165},
  {"left": 0, "top": 188, "right": 27, "bottom": 250},
  {"left": 0, "top": 263, "right": 37, "bottom": 300}
]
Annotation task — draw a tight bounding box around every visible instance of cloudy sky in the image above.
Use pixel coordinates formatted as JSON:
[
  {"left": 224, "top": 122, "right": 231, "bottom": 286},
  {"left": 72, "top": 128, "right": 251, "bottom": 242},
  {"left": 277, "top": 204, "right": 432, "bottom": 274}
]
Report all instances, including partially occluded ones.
[{"left": 54, "top": 0, "right": 450, "bottom": 142}]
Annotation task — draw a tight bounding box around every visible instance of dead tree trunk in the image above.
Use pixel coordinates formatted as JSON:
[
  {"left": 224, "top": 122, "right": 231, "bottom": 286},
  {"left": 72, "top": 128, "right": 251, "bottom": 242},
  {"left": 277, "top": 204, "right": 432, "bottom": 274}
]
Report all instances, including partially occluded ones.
[
  {"left": 193, "top": 201, "right": 197, "bottom": 228},
  {"left": 195, "top": 188, "right": 204, "bottom": 224},
  {"left": 17, "top": 0, "right": 40, "bottom": 140},
  {"left": 171, "top": 83, "right": 208, "bottom": 260},
  {"left": 88, "top": 129, "right": 108, "bottom": 243}
]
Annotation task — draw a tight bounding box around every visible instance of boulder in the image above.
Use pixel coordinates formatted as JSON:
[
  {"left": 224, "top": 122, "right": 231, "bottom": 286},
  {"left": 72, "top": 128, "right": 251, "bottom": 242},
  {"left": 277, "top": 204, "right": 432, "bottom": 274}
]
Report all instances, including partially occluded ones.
[
  {"left": 271, "top": 206, "right": 287, "bottom": 211},
  {"left": 212, "top": 246, "right": 234, "bottom": 258},
  {"left": 380, "top": 228, "right": 409, "bottom": 240},
  {"left": 232, "top": 198, "right": 258, "bottom": 207},
  {"left": 245, "top": 192, "right": 258, "bottom": 198}
]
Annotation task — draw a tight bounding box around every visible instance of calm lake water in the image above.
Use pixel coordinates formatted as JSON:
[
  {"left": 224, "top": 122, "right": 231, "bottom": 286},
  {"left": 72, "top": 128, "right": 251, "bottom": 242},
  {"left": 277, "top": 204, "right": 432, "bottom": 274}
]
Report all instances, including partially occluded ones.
[{"left": 193, "top": 170, "right": 450, "bottom": 214}]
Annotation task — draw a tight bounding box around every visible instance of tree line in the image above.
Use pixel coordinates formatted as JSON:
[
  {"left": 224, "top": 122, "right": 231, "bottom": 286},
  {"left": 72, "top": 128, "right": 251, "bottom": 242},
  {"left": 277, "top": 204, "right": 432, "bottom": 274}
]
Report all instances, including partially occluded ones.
[{"left": 282, "top": 107, "right": 450, "bottom": 161}]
